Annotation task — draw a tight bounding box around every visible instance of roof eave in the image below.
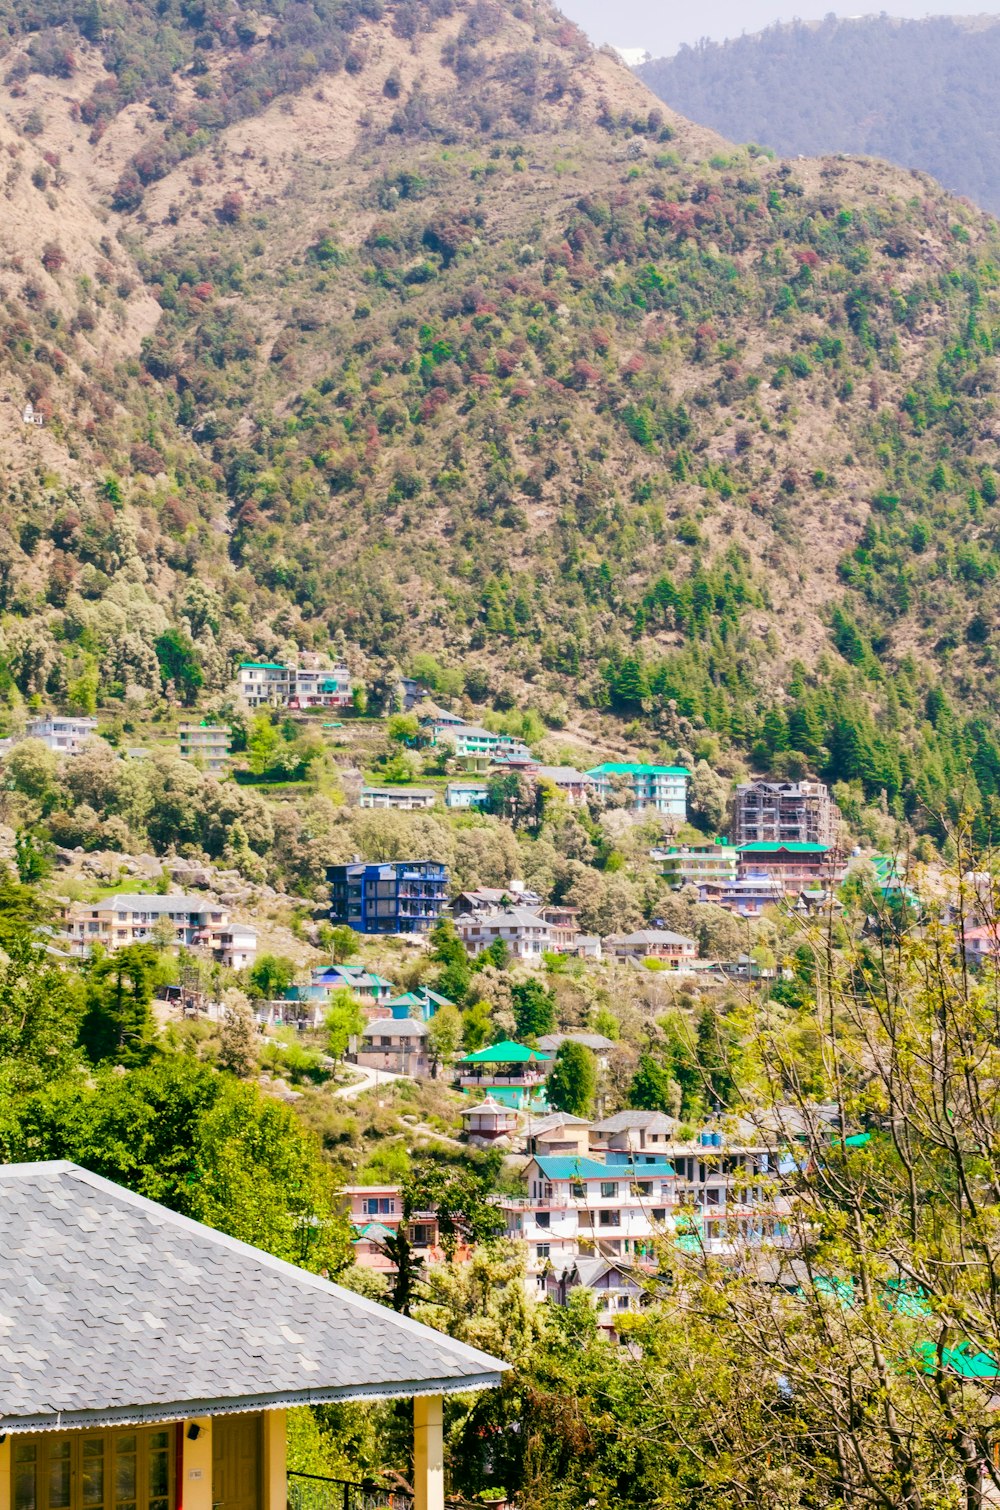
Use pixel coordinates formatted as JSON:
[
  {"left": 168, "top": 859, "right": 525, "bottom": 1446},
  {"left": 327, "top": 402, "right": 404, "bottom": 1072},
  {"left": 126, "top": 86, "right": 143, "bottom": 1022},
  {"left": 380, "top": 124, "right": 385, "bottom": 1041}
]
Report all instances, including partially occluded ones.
[{"left": 0, "top": 1371, "right": 507, "bottom": 1433}]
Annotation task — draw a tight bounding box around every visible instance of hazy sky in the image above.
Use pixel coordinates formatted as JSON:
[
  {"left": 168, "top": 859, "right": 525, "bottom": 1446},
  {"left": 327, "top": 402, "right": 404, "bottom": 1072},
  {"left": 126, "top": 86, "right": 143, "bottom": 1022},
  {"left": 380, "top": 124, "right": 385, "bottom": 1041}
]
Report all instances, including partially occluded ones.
[{"left": 554, "top": 1, "right": 997, "bottom": 57}]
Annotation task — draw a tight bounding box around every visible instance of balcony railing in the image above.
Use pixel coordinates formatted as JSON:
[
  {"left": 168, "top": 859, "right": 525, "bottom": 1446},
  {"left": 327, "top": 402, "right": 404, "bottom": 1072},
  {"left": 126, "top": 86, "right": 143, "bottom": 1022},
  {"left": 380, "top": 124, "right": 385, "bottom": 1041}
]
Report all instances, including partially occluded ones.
[{"left": 288, "top": 1469, "right": 413, "bottom": 1510}]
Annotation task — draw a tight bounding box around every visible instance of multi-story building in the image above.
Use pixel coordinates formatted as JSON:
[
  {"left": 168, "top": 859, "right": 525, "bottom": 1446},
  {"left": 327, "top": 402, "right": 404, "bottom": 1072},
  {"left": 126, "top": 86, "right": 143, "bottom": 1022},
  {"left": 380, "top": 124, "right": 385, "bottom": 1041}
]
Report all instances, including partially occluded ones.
[
  {"left": 736, "top": 842, "right": 841, "bottom": 895},
  {"left": 438, "top": 725, "right": 533, "bottom": 761},
  {"left": 359, "top": 787, "right": 437, "bottom": 811},
  {"left": 602, "top": 929, "right": 697, "bottom": 966},
  {"left": 508, "top": 1118, "right": 792, "bottom": 1281},
  {"left": 585, "top": 762, "right": 689, "bottom": 819},
  {"left": 501, "top": 1155, "right": 677, "bottom": 1283},
  {"left": 354, "top": 1018, "right": 430, "bottom": 1077},
  {"left": 178, "top": 722, "right": 231, "bottom": 775},
  {"left": 661, "top": 841, "right": 738, "bottom": 889},
  {"left": 698, "top": 872, "right": 784, "bottom": 917},
  {"left": 340, "top": 1184, "right": 443, "bottom": 1272},
  {"left": 538, "top": 905, "right": 581, "bottom": 951},
  {"left": 25, "top": 715, "right": 98, "bottom": 756},
  {"left": 455, "top": 906, "right": 553, "bottom": 961},
  {"left": 326, "top": 860, "right": 449, "bottom": 934},
  {"left": 236, "top": 660, "right": 351, "bottom": 709},
  {"left": 732, "top": 779, "right": 838, "bottom": 848},
  {"left": 544, "top": 1257, "right": 653, "bottom": 1340},
  {"left": 61, "top": 894, "right": 257, "bottom": 969}
]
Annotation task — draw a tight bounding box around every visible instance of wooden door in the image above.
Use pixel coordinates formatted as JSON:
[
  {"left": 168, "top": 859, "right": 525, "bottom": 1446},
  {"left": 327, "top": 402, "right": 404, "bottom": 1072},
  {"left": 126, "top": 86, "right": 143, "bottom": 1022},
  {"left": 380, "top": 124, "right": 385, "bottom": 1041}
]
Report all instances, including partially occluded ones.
[{"left": 211, "top": 1417, "right": 260, "bottom": 1510}]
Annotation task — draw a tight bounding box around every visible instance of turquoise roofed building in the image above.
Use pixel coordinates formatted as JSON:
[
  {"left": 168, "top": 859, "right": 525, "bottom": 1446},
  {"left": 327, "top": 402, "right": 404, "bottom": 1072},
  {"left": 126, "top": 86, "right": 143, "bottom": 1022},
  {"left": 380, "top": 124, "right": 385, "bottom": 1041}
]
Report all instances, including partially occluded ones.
[{"left": 585, "top": 762, "right": 689, "bottom": 819}]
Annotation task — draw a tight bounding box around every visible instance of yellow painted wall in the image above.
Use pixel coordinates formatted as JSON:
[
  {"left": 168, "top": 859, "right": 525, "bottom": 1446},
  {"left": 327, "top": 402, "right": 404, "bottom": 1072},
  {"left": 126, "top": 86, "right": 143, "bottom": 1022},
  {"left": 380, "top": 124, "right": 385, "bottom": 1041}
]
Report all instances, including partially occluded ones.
[
  {"left": 0, "top": 1435, "right": 10, "bottom": 1510},
  {"left": 413, "top": 1396, "right": 443, "bottom": 1510},
  {"left": 261, "top": 1411, "right": 286, "bottom": 1510},
  {"left": 180, "top": 1418, "right": 213, "bottom": 1510}
]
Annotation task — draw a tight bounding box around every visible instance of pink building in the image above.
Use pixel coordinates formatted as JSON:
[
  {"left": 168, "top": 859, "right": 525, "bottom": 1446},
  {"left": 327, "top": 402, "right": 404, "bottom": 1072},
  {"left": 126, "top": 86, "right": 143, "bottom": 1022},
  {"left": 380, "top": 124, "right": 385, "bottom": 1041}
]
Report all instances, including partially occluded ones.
[{"left": 340, "top": 1185, "right": 442, "bottom": 1272}]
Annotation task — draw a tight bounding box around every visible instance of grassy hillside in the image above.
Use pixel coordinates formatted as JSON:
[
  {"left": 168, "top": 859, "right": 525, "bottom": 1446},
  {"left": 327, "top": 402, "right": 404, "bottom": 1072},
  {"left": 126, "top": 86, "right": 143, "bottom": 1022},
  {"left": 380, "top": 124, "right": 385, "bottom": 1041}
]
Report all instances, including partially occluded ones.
[
  {"left": 2, "top": 0, "right": 1000, "bottom": 838},
  {"left": 638, "top": 15, "right": 1000, "bottom": 214}
]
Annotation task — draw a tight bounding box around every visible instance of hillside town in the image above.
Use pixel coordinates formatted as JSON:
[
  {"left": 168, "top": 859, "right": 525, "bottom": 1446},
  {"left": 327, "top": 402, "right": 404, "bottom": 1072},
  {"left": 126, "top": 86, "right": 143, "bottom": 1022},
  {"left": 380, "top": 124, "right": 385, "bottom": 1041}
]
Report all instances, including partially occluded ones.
[{"left": 3, "top": 648, "right": 991, "bottom": 1362}]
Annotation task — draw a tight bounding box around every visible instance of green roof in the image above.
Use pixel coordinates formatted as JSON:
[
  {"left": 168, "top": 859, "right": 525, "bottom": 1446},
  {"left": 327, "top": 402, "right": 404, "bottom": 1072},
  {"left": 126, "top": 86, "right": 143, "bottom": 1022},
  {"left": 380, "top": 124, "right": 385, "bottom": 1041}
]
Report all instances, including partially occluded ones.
[
  {"left": 586, "top": 763, "right": 690, "bottom": 777},
  {"left": 737, "top": 841, "right": 830, "bottom": 854},
  {"left": 914, "top": 1340, "right": 999, "bottom": 1379},
  {"left": 458, "top": 1039, "right": 552, "bottom": 1065},
  {"left": 239, "top": 661, "right": 288, "bottom": 670},
  {"left": 533, "top": 1156, "right": 675, "bottom": 1180}
]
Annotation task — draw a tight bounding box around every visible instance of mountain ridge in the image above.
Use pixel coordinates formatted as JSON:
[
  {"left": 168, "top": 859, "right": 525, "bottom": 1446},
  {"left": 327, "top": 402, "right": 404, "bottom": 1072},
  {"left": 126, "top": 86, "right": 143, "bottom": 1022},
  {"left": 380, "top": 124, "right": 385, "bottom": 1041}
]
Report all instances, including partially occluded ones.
[
  {"left": 1, "top": 0, "right": 1000, "bottom": 834},
  {"left": 637, "top": 13, "right": 1000, "bottom": 214}
]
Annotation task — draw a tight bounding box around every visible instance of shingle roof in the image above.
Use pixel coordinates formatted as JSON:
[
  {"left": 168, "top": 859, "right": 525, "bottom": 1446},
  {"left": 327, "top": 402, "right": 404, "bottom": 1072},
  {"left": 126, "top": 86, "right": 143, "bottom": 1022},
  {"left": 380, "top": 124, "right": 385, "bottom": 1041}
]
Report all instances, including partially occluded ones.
[
  {"left": 606, "top": 929, "right": 696, "bottom": 947},
  {"left": 108, "top": 894, "right": 217, "bottom": 914},
  {"left": 0, "top": 1161, "right": 506, "bottom": 1431},
  {"left": 591, "top": 1111, "right": 678, "bottom": 1133},
  {"left": 361, "top": 1017, "right": 427, "bottom": 1037},
  {"left": 536, "top": 1032, "right": 616, "bottom": 1052}
]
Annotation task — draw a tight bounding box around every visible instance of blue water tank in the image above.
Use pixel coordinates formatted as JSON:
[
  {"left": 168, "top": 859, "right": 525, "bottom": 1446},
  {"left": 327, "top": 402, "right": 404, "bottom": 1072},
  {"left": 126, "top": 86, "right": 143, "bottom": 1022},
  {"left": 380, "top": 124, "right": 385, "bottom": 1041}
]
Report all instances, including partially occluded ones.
[
  {"left": 711, "top": 1132, "right": 722, "bottom": 1147},
  {"left": 700, "top": 1132, "right": 712, "bottom": 1146}
]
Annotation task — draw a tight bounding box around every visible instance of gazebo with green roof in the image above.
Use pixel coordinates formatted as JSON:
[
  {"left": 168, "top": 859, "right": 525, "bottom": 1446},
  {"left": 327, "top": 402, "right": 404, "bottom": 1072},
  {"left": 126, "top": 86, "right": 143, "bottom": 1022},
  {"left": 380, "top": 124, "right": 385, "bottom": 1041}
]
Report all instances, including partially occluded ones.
[{"left": 456, "top": 1040, "right": 552, "bottom": 1094}]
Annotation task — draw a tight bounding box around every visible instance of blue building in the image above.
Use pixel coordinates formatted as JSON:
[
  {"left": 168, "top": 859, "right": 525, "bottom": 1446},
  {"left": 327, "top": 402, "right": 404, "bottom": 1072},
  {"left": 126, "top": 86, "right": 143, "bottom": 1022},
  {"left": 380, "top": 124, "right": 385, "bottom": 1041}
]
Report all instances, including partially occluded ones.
[{"left": 326, "top": 860, "right": 449, "bottom": 935}]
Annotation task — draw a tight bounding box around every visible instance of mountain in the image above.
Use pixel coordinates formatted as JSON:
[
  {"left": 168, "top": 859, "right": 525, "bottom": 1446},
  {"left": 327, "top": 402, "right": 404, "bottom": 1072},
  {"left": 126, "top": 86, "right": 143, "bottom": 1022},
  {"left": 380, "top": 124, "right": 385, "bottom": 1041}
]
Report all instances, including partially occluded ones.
[
  {"left": 637, "top": 14, "right": 1000, "bottom": 214},
  {"left": 2, "top": 0, "right": 1000, "bottom": 834}
]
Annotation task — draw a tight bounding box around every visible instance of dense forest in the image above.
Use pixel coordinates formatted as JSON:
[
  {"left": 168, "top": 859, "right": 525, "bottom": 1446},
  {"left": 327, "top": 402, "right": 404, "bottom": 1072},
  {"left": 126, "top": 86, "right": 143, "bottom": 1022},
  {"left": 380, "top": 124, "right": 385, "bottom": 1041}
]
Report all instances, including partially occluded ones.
[{"left": 638, "top": 15, "right": 1000, "bottom": 214}]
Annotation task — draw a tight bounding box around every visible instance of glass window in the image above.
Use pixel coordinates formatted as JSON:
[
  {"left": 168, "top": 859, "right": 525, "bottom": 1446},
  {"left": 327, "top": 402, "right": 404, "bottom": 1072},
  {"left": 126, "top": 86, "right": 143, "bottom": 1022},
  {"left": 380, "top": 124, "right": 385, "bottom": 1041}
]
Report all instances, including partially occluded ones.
[
  {"left": 14, "top": 1441, "right": 37, "bottom": 1510},
  {"left": 600, "top": 1181, "right": 618, "bottom": 1198},
  {"left": 10, "top": 1425, "right": 174, "bottom": 1510}
]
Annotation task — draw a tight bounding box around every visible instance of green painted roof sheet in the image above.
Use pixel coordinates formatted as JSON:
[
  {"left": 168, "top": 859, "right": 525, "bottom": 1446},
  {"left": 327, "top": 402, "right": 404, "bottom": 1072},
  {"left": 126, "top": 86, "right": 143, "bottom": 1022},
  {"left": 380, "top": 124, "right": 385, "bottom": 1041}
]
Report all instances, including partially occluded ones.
[
  {"left": 533, "top": 1156, "right": 675, "bottom": 1180},
  {"left": 239, "top": 662, "right": 288, "bottom": 670},
  {"left": 738, "top": 841, "right": 830, "bottom": 854},
  {"left": 586, "top": 763, "right": 690, "bottom": 777},
  {"left": 458, "top": 1039, "right": 552, "bottom": 1064}
]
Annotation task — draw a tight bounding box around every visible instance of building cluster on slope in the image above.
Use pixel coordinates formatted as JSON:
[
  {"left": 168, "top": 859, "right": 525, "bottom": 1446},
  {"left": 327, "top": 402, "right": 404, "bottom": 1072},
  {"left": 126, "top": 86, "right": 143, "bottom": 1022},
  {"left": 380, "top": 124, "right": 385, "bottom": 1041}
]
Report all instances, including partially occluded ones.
[{"left": 342, "top": 1100, "right": 840, "bottom": 1338}]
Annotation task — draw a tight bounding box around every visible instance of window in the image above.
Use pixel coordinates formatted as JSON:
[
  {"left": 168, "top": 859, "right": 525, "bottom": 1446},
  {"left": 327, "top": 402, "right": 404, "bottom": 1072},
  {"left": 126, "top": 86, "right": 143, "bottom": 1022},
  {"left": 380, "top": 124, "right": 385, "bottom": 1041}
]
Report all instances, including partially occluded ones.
[
  {"left": 571, "top": 1181, "right": 585, "bottom": 1199},
  {"left": 598, "top": 1209, "right": 621, "bottom": 1228},
  {"left": 536, "top": 1243, "right": 550, "bottom": 1260},
  {"left": 600, "top": 1181, "right": 618, "bottom": 1198},
  {"left": 535, "top": 1211, "right": 550, "bottom": 1229},
  {"left": 13, "top": 1429, "right": 174, "bottom": 1510},
  {"left": 631, "top": 1181, "right": 652, "bottom": 1196},
  {"left": 652, "top": 1208, "right": 667, "bottom": 1222}
]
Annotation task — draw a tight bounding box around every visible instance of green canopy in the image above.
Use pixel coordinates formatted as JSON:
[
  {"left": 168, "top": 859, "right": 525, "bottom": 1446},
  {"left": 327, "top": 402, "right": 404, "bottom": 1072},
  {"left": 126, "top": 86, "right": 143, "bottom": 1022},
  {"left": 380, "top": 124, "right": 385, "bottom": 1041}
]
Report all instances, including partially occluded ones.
[{"left": 457, "top": 1039, "right": 552, "bottom": 1065}]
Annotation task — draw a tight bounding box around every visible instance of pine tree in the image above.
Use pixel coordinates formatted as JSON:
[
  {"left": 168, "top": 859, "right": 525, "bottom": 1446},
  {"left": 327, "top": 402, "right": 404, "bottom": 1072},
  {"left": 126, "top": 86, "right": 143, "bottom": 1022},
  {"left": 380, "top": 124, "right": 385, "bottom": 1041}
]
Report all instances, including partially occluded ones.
[{"left": 218, "top": 990, "right": 259, "bottom": 1078}]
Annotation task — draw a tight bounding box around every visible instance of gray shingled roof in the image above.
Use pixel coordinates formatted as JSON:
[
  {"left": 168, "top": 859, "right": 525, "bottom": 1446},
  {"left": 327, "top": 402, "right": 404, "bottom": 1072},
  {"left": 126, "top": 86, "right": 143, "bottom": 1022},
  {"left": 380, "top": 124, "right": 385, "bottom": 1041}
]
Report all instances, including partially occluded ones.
[{"left": 0, "top": 1162, "right": 506, "bottom": 1432}]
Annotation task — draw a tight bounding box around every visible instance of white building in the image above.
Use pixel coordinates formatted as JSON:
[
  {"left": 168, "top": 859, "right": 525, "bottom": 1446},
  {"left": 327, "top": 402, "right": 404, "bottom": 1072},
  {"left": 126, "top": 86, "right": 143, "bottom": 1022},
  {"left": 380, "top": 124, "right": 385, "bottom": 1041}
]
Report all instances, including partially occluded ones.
[
  {"left": 25, "top": 716, "right": 98, "bottom": 756},
  {"left": 60, "top": 894, "right": 257, "bottom": 970},
  {"left": 661, "top": 842, "right": 738, "bottom": 888},
  {"left": 455, "top": 906, "right": 552, "bottom": 961},
  {"left": 500, "top": 1154, "right": 677, "bottom": 1284},
  {"left": 236, "top": 660, "right": 352, "bottom": 709},
  {"left": 359, "top": 787, "right": 437, "bottom": 811},
  {"left": 445, "top": 781, "right": 490, "bottom": 810},
  {"left": 585, "top": 762, "right": 689, "bottom": 819},
  {"left": 437, "top": 725, "right": 533, "bottom": 761}
]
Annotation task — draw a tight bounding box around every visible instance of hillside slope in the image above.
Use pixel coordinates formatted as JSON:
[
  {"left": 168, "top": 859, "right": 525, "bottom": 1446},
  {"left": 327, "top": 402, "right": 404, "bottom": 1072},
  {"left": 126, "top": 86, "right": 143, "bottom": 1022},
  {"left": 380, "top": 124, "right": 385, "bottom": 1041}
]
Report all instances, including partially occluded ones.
[
  {"left": 638, "top": 15, "right": 1000, "bottom": 214},
  {"left": 2, "top": 0, "right": 1000, "bottom": 833}
]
